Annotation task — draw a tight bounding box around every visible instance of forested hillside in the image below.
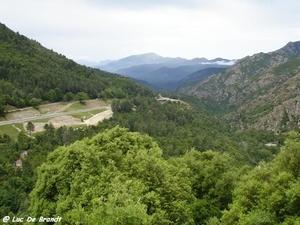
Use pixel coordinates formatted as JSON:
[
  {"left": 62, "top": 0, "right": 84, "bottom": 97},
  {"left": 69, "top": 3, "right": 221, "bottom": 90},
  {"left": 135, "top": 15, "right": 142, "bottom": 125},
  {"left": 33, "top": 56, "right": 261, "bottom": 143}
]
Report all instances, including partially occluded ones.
[{"left": 0, "top": 22, "right": 152, "bottom": 114}]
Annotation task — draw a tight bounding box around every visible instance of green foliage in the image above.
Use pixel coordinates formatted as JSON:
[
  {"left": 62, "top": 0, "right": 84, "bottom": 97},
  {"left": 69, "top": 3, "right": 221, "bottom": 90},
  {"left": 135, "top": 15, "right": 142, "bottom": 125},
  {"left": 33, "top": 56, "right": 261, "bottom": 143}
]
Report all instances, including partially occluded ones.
[
  {"left": 0, "top": 138, "right": 28, "bottom": 217},
  {"left": 0, "top": 134, "right": 11, "bottom": 143},
  {"left": 111, "top": 99, "right": 134, "bottom": 112},
  {"left": 0, "top": 93, "right": 5, "bottom": 116},
  {"left": 76, "top": 92, "right": 89, "bottom": 103},
  {"left": 17, "top": 132, "right": 31, "bottom": 150},
  {"left": 29, "top": 97, "right": 42, "bottom": 109},
  {"left": 222, "top": 131, "right": 300, "bottom": 225},
  {"left": 29, "top": 126, "right": 194, "bottom": 224},
  {"left": 230, "top": 130, "right": 280, "bottom": 164},
  {"left": 0, "top": 96, "right": 284, "bottom": 223},
  {"left": 173, "top": 150, "right": 241, "bottom": 224},
  {"left": 100, "top": 97, "right": 244, "bottom": 160},
  {"left": 25, "top": 122, "right": 35, "bottom": 135}
]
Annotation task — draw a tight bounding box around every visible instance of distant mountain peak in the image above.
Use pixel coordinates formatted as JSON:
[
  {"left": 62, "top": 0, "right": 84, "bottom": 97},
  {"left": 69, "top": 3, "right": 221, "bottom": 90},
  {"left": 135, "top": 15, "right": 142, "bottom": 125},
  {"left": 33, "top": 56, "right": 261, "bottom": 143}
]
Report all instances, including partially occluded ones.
[
  {"left": 121, "top": 52, "right": 162, "bottom": 60},
  {"left": 126, "top": 52, "right": 164, "bottom": 62},
  {"left": 139, "top": 52, "right": 161, "bottom": 57},
  {"left": 279, "top": 41, "right": 300, "bottom": 56}
]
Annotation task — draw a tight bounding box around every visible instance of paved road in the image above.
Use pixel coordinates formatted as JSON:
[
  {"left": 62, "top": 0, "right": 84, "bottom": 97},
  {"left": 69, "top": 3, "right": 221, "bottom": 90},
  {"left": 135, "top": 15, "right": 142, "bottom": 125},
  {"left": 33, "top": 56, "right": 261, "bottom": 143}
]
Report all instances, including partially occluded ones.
[{"left": 0, "top": 106, "right": 111, "bottom": 126}]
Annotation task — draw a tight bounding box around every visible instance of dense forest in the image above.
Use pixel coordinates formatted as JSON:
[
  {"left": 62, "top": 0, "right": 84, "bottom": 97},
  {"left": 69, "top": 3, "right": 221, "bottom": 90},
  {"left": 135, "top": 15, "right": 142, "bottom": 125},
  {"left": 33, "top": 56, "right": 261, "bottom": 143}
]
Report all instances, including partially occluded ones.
[
  {"left": 0, "top": 95, "right": 290, "bottom": 224},
  {"left": 1, "top": 22, "right": 300, "bottom": 224}
]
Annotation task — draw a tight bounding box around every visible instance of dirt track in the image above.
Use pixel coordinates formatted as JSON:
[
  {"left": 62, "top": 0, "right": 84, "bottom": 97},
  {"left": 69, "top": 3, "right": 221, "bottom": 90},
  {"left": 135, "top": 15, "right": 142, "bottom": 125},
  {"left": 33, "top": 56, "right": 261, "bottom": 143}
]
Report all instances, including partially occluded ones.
[
  {"left": 28, "top": 108, "right": 113, "bottom": 133},
  {"left": 84, "top": 108, "right": 113, "bottom": 125},
  {"left": 0, "top": 100, "right": 113, "bottom": 133}
]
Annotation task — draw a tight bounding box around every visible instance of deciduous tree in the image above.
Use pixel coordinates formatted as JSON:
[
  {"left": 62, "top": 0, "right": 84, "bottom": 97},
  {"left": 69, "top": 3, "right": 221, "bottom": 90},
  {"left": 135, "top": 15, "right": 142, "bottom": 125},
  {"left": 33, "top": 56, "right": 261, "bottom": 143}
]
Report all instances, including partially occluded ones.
[
  {"left": 29, "top": 126, "right": 194, "bottom": 224},
  {"left": 26, "top": 121, "right": 35, "bottom": 135}
]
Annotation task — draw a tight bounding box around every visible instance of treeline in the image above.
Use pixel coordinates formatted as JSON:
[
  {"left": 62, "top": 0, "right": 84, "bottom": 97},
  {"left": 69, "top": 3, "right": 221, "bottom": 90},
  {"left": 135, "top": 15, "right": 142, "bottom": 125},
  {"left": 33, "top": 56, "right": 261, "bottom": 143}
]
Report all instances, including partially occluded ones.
[{"left": 0, "top": 22, "right": 152, "bottom": 114}]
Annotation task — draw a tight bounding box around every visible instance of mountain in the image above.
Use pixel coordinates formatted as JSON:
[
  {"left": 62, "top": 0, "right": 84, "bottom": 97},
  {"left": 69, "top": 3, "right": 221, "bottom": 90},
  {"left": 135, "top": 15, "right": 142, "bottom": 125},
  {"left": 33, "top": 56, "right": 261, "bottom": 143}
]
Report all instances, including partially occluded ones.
[
  {"left": 131, "top": 67, "right": 226, "bottom": 92},
  {"left": 97, "top": 53, "right": 235, "bottom": 91},
  {"left": 116, "top": 63, "right": 163, "bottom": 78},
  {"left": 0, "top": 22, "right": 152, "bottom": 112},
  {"left": 117, "top": 63, "right": 228, "bottom": 83},
  {"left": 97, "top": 53, "right": 175, "bottom": 72},
  {"left": 179, "top": 41, "right": 300, "bottom": 132},
  {"left": 177, "top": 67, "right": 226, "bottom": 89}
]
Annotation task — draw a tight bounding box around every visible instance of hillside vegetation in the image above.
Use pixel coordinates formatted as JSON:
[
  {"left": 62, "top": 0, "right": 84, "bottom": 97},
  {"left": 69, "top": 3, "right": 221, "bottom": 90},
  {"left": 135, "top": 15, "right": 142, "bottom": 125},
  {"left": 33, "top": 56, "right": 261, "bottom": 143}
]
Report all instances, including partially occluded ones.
[{"left": 0, "top": 22, "right": 152, "bottom": 115}]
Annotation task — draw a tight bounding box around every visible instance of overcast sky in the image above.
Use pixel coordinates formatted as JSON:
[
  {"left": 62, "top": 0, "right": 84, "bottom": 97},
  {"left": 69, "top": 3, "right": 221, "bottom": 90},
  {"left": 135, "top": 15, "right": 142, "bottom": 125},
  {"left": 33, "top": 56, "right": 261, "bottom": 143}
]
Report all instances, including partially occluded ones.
[{"left": 1, "top": 0, "right": 299, "bottom": 62}]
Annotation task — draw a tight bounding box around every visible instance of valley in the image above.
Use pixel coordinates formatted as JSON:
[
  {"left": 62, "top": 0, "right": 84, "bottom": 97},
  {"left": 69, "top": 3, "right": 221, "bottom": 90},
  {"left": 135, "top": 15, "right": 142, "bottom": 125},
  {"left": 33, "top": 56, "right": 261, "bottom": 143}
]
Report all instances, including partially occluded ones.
[{"left": 1, "top": 21, "right": 300, "bottom": 225}]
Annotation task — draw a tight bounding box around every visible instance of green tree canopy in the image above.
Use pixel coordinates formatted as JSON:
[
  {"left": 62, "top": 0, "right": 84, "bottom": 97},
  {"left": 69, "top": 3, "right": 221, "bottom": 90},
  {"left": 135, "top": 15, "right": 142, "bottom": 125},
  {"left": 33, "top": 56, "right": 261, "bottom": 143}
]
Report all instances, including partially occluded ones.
[
  {"left": 26, "top": 121, "right": 35, "bottom": 135},
  {"left": 0, "top": 93, "right": 5, "bottom": 116},
  {"left": 29, "top": 126, "right": 194, "bottom": 224},
  {"left": 76, "top": 92, "right": 89, "bottom": 103},
  {"left": 171, "top": 149, "right": 241, "bottom": 224},
  {"left": 222, "top": 131, "right": 300, "bottom": 225}
]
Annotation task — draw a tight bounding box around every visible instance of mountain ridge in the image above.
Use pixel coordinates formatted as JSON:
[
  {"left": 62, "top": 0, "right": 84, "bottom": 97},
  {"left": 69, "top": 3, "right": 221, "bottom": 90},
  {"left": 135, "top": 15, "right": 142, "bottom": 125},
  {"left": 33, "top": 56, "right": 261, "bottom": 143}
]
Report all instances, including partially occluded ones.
[
  {"left": 179, "top": 41, "right": 300, "bottom": 132},
  {"left": 96, "top": 53, "right": 235, "bottom": 91}
]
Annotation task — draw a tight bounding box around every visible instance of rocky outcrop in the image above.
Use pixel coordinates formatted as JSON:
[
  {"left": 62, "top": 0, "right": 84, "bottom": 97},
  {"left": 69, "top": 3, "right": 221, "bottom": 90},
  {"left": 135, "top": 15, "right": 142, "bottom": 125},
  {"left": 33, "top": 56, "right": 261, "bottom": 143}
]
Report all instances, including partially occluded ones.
[{"left": 179, "top": 41, "right": 300, "bottom": 132}]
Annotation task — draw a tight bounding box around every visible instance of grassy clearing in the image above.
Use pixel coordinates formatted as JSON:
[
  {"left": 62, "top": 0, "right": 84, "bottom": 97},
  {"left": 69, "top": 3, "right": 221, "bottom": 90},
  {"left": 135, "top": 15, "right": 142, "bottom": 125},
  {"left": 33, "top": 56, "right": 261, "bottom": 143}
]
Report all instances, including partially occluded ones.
[
  {"left": 64, "top": 102, "right": 86, "bottom": 112},
  {"left": 0, "top": 125, "right": 17, "bottom": 135},
  {"left": 0, "top": 124, "right": 23, "bottom": 140},
  {"left": 14, "top": 123, "right": 24, "bottom": 132},
  {"left": 70, "top": 109, "right": 104, "bottom": 120}
]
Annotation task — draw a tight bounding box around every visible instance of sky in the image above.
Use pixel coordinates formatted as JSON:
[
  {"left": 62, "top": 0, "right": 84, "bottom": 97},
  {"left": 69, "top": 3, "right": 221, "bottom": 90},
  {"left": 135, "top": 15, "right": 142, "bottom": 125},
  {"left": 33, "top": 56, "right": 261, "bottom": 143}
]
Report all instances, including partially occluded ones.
[{"left": 1, "top": 0, "right": 300, "bottom": 63}]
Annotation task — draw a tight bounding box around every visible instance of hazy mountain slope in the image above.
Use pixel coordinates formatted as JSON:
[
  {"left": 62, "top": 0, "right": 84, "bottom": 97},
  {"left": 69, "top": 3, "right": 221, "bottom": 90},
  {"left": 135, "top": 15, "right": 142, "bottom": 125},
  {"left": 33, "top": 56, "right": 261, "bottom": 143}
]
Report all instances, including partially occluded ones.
[
  {"left": 116, "top": 64, "right": 163, "bottom": 78},
  {"left": 179, "top": 41, "right": 300, "bottom": 132},
  {"left": 0, "top": 22, "right": 152, "bottom": 110},
  {"left": 129, "top": 67, "right": 226, "bottom": 92},
  {"left": 177, "top": 67, "right": 226, "bottom": 90},
  {"left": 138, "top": 64, "right": 228, "bottom": 83},
  {"left": 97, "top": 53, "right": 174, "bottom": 72},
  {"left": 115, "top": 60, "right": 230, "bottom": 84},
  {"left": 97, "top": 53, "right": 234, "bottom": 89}
]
